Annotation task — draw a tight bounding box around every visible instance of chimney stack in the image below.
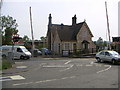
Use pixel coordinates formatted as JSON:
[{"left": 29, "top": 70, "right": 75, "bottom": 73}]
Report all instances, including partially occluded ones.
[
  {"left": 72, "top": 14, "right": 77, "bottom": 25},
  {"left": 48, "top": 13, "right": 52, "bottom": 25}
]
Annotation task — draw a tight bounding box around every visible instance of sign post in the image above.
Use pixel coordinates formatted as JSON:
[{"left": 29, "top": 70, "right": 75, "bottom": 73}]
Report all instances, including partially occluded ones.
[{"left": 11, "top": 35, "right": 22, "bottom": 61}]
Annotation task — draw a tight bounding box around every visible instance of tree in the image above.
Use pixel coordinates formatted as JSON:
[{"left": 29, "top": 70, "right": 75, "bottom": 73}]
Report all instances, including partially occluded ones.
[
  {"left": 96, "top": 37, "right": 108, "bottom": 50},
  {"left": 96, "top": 37, "right": 104, "bottom": 46},
  {"left": 22, "top": 35, "right": 30, "bottom": 41},
  {"left": 1, "top": 15, "right": 18, "bottom": 45},
  {"left": 40, "top": 36, "right": 46, "bottom": 41}
]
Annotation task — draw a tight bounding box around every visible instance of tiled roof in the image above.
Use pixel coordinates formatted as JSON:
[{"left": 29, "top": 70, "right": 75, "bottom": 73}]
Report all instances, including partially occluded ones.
[{"left": 50, "top": 21, "right": 93, "bottom": 41}]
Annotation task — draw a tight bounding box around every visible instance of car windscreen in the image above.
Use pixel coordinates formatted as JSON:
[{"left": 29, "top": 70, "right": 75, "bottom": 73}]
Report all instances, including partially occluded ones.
[
  {"left": 21, "top": 48, "right": 29, "bottom": 52},
  {"left": 109, "top": 51, "right": 119, "bottom": 55}
]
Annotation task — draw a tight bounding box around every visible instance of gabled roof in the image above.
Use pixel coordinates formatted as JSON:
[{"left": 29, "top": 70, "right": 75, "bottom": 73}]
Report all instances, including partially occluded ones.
[{"left": 49, "top": 21, "right": 93, "bottom": 41}]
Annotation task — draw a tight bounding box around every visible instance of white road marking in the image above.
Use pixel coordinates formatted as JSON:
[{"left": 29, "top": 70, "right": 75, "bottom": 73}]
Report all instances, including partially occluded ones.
[
  {"left": 16, "top": 66, "right": 27, "bottom": 69},
  {"left": 96, "top": 65, "right": 111, "bottom": 74},
  {"left": 13, "top": 76, "right": 76, "bottom": 86},
  {"left": 60, "top": 64, "right": 74, "bottom": 72},
  {"left": 42, "top": 64, "right": 72, "bottom": 68},
  {"left": 0, "top": 75, "right": 25, "bottom": 81},
  {"left": 34, "top": 63, "right": 47, "bottom": 71},
  {"left": 90, "top": 61, "right": 94, "bottom": 65},
  {"left": 13, "top": 82, "right": 33, "bottom": 86},
  {"left": 104, "top": 65, "right": 111, "bottom": 67},
  {"left": 85, "top": 64, "right": 93, "bottom": 67},
  {"left": 61, "top": 76, "right": 75, "bottom": 79},
  {"left": 64, "top": 60, "right": 71, "bottom": 64},
  {"left": 15, "top": 62, "right": 23, "bottom": 64},
  {"left": 10, "top": 75, "right": 25, "bottom": 80}
]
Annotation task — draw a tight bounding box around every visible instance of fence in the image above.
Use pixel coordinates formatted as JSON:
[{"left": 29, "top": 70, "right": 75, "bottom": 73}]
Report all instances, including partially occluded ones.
[{"left": 62, "top": 48, "right": 97, "bottom": 57}]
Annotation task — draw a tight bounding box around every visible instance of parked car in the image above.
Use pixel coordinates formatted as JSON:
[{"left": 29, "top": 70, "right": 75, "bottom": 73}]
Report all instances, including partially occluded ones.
[
  {"left": 33, "top": 49, "right": 42, "bottom": 57},
  {"left": 41, "top": 48, "right": 51, "bottom": 55},
  {"left": 37, "top": 50, "right": 42, "bottom": 55},
  {"left": 96, "top": 50, "right": 120, "bottom": 64}
]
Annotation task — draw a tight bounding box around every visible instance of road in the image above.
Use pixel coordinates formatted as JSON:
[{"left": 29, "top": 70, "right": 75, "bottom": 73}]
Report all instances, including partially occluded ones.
[{"left": 1, "top": 57, "right": 119, "bottom": 88}]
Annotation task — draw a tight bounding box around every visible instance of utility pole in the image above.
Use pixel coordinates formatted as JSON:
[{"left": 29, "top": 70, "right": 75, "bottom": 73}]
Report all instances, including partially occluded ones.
[
  {"left": 29, "top": 6, "right": 35, "bottom": 57},
  {"left": 0, "top": 0, "right": 3, "bottom": 46},
  {"left": 105, "top": 1, "right": 111, "bottom": 50},
  {"left": 0, "top": 0, "right": 3, "bottom": 14}
]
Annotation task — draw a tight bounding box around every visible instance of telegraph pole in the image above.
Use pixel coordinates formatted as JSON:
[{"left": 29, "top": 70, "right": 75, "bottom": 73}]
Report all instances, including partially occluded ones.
[
  {"left": 0, "top": 0, "right": 3, "bottom": 46},
  {"left": 0, "top": 0, "right": 3, "bottom": 14},
  {"left": 29, "top": 7, "right": 35, "bottom": 57},
  {"left": 105, "top": 1, "right": 111, "bottom": 50}
]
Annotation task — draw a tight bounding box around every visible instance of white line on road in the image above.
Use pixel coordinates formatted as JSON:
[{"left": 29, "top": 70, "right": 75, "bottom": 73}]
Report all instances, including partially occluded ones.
[
  {"left": 13, "top": 76, "right": 76, "bottom": 86},
  {"left": 60, "top": 64, "right": 74, "bottom": 72},
  {"left": 13, "top": 82, "right": 33, "bottom": 86},
  {"left": 33, "top": 63, "right": 47, "bottom": 71},
  {"left": 64, "top": 60, "right": 71, "bottom": 65},
  {"left": 90, "top": 61, "right": 94, "bottom": 65},
  {"left": 85, "top": 64, "right": 93, "bottom": 67},
  {"left": 42, "top": 65, "right": 70, "bottom": 68},
  {"left": 96, "top": 65, "right": 111, "bottom": 74}
]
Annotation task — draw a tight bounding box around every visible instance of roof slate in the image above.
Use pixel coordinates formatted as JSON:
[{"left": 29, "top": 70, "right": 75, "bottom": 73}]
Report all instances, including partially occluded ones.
[{"left": 50, "top": 22, "right": 91, "bottom": 41}]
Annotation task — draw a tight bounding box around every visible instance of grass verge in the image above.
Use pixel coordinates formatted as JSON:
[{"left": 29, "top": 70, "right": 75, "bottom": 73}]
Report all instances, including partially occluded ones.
[{"left": 0, "top": 59, "right": 12, "bottom": 70}]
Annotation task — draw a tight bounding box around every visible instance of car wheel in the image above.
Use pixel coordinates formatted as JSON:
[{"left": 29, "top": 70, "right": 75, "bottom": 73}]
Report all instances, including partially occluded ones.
[
  {"left": 112, "top": 59, "right": 116, "bottom": 65},
  {"left": 2, "top": 55, "right": 6, "bottom": 59},
  {"left": 20, "top": 56, "right": 24, "bottom": 60},
  {"left": 96, "top": 58, "right": 102, "bottom": 63},
  {"left": 27, "top": 57, "right": 30, "bottom": 59}
]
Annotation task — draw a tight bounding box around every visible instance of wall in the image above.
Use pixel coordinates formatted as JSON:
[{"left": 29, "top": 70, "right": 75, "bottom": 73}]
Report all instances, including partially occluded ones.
[{"left": 77, "top": 23, "right": 96, "bottom": 49}]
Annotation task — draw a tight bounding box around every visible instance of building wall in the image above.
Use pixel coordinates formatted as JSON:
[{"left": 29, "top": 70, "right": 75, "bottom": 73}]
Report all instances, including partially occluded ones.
[
  {"left": 49, "top": 23, "right": 96, "bottom": 55},
  {"left": 51, "top": 30, "right": 61, "bottom": 54},
  {"left": 77, "top": 23, "right": 96, "bottom": 49},
  {"left": 61, "top": 41, "right": 76, "bottom": 51}
]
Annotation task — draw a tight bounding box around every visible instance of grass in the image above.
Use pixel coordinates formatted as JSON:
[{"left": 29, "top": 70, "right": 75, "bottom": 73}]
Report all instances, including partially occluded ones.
[{"left": 0, "top": 59, "right": 12, "bottom": 70}]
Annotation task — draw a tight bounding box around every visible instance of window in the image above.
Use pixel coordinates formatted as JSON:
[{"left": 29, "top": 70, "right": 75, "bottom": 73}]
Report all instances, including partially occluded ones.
[
  {"left": 58, "top": 43, "right": 60, "bottom": 53},
  {"left": 99, "top": 51, "right": 104, "bottom": 55},
  {"left": 65, "top": 43, "right": 69, "bottom": 50},
  {"left": 73, "top": 43, "right": 77, "bottom": 51},
  {"left": 17, "top": 48, "right": 23, "bottom": 52}
]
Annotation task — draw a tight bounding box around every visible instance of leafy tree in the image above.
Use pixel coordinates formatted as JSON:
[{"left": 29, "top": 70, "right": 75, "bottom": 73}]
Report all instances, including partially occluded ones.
[
  {"left": 1, "top": 15, "right": 18, "bottom": 45},
  {"left": 22, "top": 35, "right": 30, "bottom": 41},
  {"left": 96, "top": 37, "right": 109, "bottom": 50},
  {"left": 40, "top": 36, "right": 46, "bottom": 41},
  {"left": 33, "top": 36, "right": 47, "bottom": 49},
  {"left": 22, "top": 35, "right": 31, "bottom": 50},
  {"left": 96, "top": 37, "right": 104, "bottom": 46}
]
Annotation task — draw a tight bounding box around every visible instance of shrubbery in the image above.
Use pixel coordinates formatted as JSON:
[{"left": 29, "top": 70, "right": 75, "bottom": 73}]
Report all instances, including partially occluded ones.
[{"left": 1, "top": 59, "right": 12, "bottom": 70}]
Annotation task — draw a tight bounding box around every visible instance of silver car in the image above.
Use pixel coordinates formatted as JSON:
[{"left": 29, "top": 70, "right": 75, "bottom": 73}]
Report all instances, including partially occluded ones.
[{"left": 96, "top": 50, "right": 120, "bottom": 64}]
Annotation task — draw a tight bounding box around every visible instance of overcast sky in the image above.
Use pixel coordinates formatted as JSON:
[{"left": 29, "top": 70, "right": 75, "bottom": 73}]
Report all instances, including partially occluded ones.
[{"left": 1, "top": 0, "right": 119, "bottom": 41}]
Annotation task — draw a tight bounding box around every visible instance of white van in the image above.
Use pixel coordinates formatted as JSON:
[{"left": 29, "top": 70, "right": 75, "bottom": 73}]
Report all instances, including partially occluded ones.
[{"left": 2, "top": 46, "right": 31, "bottom": 59}]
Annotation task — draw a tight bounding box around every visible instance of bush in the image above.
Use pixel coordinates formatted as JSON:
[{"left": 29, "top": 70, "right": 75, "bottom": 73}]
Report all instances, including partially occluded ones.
[{"left": 1, "top": 59, "right": 12, "bottom": 70}]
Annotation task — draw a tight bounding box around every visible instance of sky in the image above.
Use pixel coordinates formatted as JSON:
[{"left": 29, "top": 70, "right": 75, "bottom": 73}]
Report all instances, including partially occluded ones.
[{"left": 1, "top": 0, "right": 119, "bottom": 41}]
